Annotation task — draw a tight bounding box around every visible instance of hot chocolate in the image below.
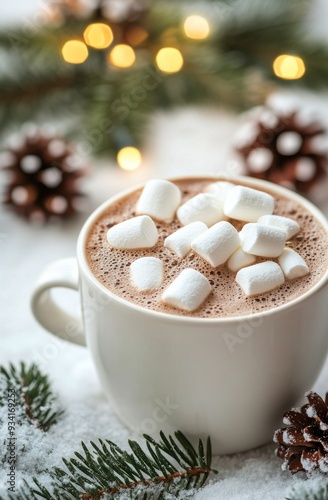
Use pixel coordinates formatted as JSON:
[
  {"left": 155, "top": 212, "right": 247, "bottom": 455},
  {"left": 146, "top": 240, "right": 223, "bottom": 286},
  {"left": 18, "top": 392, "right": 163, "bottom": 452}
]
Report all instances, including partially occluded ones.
[{"left": 86, "top": 178, "right": 328, "bottom": 318}]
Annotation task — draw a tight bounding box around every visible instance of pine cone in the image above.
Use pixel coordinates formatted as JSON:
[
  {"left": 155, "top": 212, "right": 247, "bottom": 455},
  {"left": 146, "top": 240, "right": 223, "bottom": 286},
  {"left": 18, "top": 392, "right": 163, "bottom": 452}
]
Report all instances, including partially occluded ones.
[
  {"left": 2, "top": 127, "right": 85, "bottom": 222},
  {"left": 235, "top": 106, "right": 328, "bottom": 195},
  {"left": 274, "top": 391, "right": 328, "bottom": 474}
]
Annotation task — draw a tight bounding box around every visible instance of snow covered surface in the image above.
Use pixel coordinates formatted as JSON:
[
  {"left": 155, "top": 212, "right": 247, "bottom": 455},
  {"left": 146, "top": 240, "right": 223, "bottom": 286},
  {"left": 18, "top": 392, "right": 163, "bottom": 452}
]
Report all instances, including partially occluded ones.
[{"left": 1, "top": 100, "right": 328, "bottom": 499}]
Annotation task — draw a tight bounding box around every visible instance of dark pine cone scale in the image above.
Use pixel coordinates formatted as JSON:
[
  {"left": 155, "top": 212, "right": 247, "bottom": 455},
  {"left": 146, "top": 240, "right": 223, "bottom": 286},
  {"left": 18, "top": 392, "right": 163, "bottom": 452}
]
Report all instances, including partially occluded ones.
[{"left": 274, "top": 391, "right": 328, "bottom": 474}]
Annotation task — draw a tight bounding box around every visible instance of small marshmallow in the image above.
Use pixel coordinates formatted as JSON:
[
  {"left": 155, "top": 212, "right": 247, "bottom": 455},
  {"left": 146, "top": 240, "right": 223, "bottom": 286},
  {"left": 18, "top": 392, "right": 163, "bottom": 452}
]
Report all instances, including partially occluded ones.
[
  {"left": 240, "top": 223, "right": 286, "bottom": 258},
  {"left": 130, "top": 257, "right": 163, "bottom": 291},
  {"left": 164, "top": 221, "right": 208, "bottom": 258},
  {"left": 228, "top": 248, "right": 256, "bottom": 273},
  {"left": 206, "top": 181, "right": 235, "bottom": 203},
  {"left": 191, "top": 221, "right": 240, "bottom": 267},
  {"left": 136, "top": 179, "right": 181, "bottom": 223},
  {"left": 162, "top": 268, "right": 211, "bottom": 312},
  {"left": 224, "top": 186, "right": 274, "bottom": 222},
  {"left": 236, "top": 261, "right": 285, "bottom": 297},
  {"left": 107, "top": 215, "right": 158, "bottom": 249},
  {"left": 278, "top": 248, "right": 309, "bottom": 280},
  {"left": 258, "top": 215, "right": 300, "bottom": 240},
  {"left": 177, "top": 193, "right": 224, "bottom": 227}
]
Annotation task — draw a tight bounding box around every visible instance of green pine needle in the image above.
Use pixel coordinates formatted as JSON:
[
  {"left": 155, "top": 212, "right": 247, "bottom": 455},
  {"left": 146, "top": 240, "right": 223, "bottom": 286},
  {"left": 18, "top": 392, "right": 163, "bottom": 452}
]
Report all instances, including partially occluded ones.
[
  {"left": 14, "top": 431, "right": 218, "bottom": 499},
  {"left": 0, "top": 362, "right": 63, "bottom": 431}
]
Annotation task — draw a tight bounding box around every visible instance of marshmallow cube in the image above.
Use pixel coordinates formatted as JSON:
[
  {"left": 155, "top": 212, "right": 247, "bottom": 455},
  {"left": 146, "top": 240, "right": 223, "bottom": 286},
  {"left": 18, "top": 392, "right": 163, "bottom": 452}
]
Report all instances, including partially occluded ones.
[
  {"left": 228, "top": 248, "right": 256, "bottom": 273},
  {"left": 258, "top": 215, "right": 300, "bottom": 240},
  {"left": 224, "top": 186, "right": 274, "bottom": 222},
  {"left": 136, "top": 179, "right": 181, "bottom": 223},
  {"left": 177, "top": 193, "right": 224, "bottom": 227},
  {"left": 206, "top": 181, "right": 235, "bottom": 203},
  {"left": 278, "top": 248, "right": 310, "bottom": 280},
  {"left": 240, "top": 223, "right": 286, "bottom": 258},
  {"left": 162, "top": 268, "right": 211, "bottom": 312},
  {"left": 164, "top": 221, "right": 208, "bottom": 258},
  {"left": 236, "top": 261, "right": 285, "bottom": 297},
  {"left": 107, "top": 215, "right": 158, "bottom": 249},
  {"left": 191, "top": 221, "right": 240, "bottom": 267},
  {"left": 130, "top": 257, "right": 163, "bottom": 291}
]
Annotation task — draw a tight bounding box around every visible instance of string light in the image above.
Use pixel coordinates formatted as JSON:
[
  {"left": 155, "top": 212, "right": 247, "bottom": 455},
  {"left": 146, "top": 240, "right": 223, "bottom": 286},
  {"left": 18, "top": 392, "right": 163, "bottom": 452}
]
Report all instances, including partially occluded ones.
[
  {"left": 109, "top": 44, "right": 136, "bottom": 68},
  {"left": 125, "top": 26, "right": 148, "bottom": 46},
  {"left": 273, "top": 54, "right": 305, "bottom": 80},
  {"left": 156, "top": 47, "right": 184, "bottom": 73},
  {"left": 183, "top": 15, "right": 210, "bottom": 40},
  {"left": 117, "top": 147, "right": 142, "bottom": 170},
  {"left": 84, "top": 23, "right": 113, "bottom": 49},
  {"left": 62, "top": 40, "right": 88, "bottom": 64}
]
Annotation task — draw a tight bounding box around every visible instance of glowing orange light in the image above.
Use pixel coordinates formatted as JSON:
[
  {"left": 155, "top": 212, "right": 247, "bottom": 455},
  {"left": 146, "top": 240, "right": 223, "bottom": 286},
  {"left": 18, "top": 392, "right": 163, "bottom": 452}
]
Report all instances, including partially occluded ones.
[
  {"left": 273, "top": 54, "right": 305, "bottom": 80},
  {"left": 117, "top": 147, "right": 142, "bottom": 170},
  {"left": 184, "top": 15, "right": 210, "bottom": 40},
  {"left": 62, "top": 40, "right": 88, "bottom": 64},
  {"left": 156, "top": 47, "right": 184, "bottom": 73},
  {"left": 84, "top": 23, "right": 113, "bottom": 49},
  {"left": 109, "top": 44, "right": 136, "bottom": 68}
]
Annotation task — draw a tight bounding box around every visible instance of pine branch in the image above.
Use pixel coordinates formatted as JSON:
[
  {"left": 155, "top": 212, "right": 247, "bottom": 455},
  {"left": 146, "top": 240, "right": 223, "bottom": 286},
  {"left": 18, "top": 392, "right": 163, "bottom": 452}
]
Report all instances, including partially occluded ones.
[
  {"left": 286, "top": 483, "right": 328, "bottom": 500},
  {"left": 0, "top": 362, "right": 63, "bottom": 431},
  {"left": 17, "top": 431, "right": 217, "bottom": 499}
]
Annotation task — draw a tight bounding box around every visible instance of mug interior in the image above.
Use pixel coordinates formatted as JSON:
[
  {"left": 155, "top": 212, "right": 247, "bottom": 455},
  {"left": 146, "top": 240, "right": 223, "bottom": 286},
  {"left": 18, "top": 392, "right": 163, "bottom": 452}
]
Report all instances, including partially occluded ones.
[{"left": 77, "top": 175, "right": 328, "bottom": 324}]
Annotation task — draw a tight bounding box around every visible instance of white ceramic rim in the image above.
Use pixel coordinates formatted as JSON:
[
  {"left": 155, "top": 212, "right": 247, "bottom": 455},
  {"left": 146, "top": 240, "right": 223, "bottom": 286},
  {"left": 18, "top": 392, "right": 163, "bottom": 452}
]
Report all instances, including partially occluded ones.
[{"left": 77, "top": 175, "right": 328, "bottom": 324}]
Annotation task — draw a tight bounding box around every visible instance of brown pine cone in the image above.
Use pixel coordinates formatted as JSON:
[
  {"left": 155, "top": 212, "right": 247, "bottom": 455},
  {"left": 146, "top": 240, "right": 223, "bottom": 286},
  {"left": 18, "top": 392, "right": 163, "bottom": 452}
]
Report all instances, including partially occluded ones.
[
  {"left": 235, "top": 106, "right": 328, "bottom": 195},
  {"left": 2, "top": 127, "right": 86, "bottom": 222},
  {"left": 274, "top": 391, "right": 328, "bottom": 474}
]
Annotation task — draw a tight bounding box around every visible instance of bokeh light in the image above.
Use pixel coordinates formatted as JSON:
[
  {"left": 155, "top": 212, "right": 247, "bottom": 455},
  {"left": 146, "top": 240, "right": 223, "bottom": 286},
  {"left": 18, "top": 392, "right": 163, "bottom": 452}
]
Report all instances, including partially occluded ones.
[
  {"left": 84, "top": 23, "right": 113, "bottom": 49},
  {"left": 117, "top": 147, "right": 142, "bottom": 170},
  {"left": 109, "top": 44, "right": 136, "bottom": 68},
  {"left": 183, "top": 15, "right": 210, "bottom": 40},
  {"left": 156, "top": 47, "right": 184, "bottom": 73},
  {"left": 273, "top": 54, "right": 305, "bottom": 80},
  {"left": 62, "top": 40, "right": 88, "bottom": 64}
]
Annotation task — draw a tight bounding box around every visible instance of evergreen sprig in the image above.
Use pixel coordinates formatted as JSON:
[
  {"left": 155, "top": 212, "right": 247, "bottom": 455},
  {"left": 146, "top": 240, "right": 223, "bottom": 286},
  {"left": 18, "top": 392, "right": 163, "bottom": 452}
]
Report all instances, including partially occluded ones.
[
  {"left": 287, "top": 484, "right": 328, "bottom": 500},
  {"left": 0, "top": 362, "right": 63, "bottom": 431},
  {"left": 16, "top": 431, "right": 217, "bottom": 499}
]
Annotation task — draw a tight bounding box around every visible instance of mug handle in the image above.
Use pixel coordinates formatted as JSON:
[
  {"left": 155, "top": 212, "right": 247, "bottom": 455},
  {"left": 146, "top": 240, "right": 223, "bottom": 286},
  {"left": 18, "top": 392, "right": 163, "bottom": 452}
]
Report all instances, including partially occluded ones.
[{"left": 31, "top": 257, "right": 86, "bottom": 347}]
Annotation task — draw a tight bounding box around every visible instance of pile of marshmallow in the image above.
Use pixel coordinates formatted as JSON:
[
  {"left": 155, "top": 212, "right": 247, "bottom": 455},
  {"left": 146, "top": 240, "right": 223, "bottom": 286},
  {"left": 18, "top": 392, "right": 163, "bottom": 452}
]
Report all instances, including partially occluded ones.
[{"left": 107, "top": 179, "right": 309, "bottom": 312}]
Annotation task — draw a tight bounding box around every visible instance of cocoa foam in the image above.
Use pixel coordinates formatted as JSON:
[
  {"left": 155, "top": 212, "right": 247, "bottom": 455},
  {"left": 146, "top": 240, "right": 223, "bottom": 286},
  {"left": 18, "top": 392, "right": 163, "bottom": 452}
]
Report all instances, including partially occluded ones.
[{"left": 86, "top": 179, "right": 328, "bottom": 318}]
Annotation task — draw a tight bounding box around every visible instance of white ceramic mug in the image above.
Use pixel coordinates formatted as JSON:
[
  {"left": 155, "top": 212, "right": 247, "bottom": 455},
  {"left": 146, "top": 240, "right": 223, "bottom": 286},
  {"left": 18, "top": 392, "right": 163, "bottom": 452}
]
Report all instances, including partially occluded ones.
[{"left": 31, "top": 176, "right": 328, "bottom": 454}]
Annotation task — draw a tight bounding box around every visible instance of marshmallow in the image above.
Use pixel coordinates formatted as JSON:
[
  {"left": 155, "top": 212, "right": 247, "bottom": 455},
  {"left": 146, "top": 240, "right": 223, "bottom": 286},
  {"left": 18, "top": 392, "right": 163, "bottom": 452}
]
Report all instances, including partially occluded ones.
[
  {"left": 257, "top": 215, "right": 300, "bottom": 240},
  {"left": 228, "top": 248, "right": 256, "bottom": 273},
  {"left": 130, "top": 257, "right": 163, "bottom": 291},
  {"left": 177, "top": 193, "right": 224, "bottom": 227},
  {"left": 236, "top": 261, "right": 285, "bottom": 297},
  {"left": 136, "top": 179, "right": 181, "bottom": 223},
  {"left": 164, "top": 221, "right": 208, "bottom": 258},
  {"left": 162, "top": 268, "right": 211, "bottom": 312},
  {"left": 240, "top": 223, "right": 286, "bottom": 258},
  {"left": 107, "top": 215, "right": 158, "bottom": 249},
  {"left": 191, "top": 221, "right": 240, "bottom": 267},
  {"left": 278, "top": 248, "right": 309, "bottom": 280},
  {"left": 224, "top": 186, "right": 274, "bottom": 222},
  {"left": 205, "top": 181, "right": 235, "bottom": 203}
]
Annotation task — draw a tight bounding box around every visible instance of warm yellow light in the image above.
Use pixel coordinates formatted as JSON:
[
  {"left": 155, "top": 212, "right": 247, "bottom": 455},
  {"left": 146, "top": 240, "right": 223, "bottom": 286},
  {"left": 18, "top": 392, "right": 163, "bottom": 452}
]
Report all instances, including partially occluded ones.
[
  {"left": 117, "top": 147, "right": 142, "bottom": 170},
  {"left": 273, "top": 54, "right": 305, "bottom": 80},
  {"left": 109, "top": 44, "right": 136, "bottom": 68},
  {"left": 156, "top": 47, "right": 184, "bottom": 74},
  {"left": 84, "top": 23, "right": 113, "bottom": 49},
  {"left": 62, "top": 40, "right": 88, "bottom": 64},
  {"left": 183, "top": 15, "right": 210, "bottom": 40}
]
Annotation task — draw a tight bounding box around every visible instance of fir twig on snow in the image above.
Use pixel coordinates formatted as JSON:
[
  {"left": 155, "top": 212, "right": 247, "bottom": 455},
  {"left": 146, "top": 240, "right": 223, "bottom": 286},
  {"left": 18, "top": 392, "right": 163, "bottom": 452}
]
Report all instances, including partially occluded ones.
[
  {"left": 16, "top": 430, "right": 217, "bottom": 499},
  {"left": 0, "top": 362, "right": 63, "bottom": 431},
  {"left": 287, "top": 483, "right": 328, "bottom": 500}
]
